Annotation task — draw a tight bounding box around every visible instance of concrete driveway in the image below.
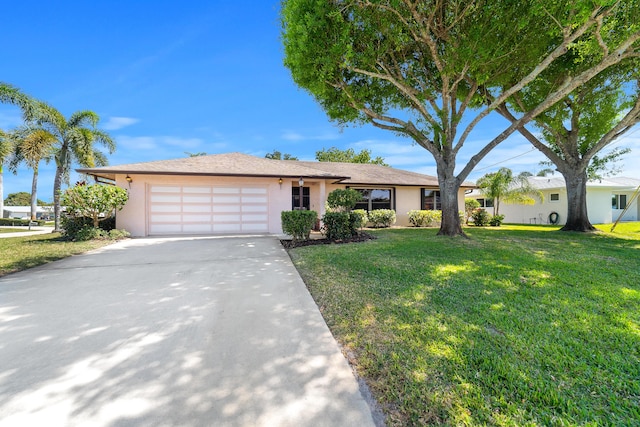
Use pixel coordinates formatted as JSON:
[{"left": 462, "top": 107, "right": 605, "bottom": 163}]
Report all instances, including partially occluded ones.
[{"left": 0, "top": 236, "right": 378, "bottom": 426}]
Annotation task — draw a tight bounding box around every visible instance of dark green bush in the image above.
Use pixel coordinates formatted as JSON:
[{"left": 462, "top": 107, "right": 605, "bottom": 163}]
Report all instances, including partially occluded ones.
[
  {"left": 350, "top": 210, "right": 368, "bottom": 230},
  {"left": 489, "top": 214, "right": 505, "bottom": 226},
  {"left": 281, "top": 210, "right": 318, "bottom": 242},
  {"left": 471, "top": 208, "right": 490, "bottom": 226},
  {"left": 0, "top": 218, "right": 45, "bottom": 226},
  {"left": 61, "top": 215, "right": 117, "bottom": 240},
  {"left": 322, "top": 212, "right": 352, "bottom": 240},
  {"left": 327, "top": 188, "right": 362, "bottom": 211}
]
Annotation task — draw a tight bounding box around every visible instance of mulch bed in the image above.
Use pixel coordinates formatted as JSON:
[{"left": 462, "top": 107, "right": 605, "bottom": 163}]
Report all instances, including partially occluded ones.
[{"left": 280, "top": 232, "right": 376, "bottom": 249}]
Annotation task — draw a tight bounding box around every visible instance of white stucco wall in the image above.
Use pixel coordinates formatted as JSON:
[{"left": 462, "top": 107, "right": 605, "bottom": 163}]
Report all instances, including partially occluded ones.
[
  {"left": 612, "top": 189, "right": 639, "bottom": 222},
  {"left": 482, "top": 186, "right": 635, "bottom": 225}
]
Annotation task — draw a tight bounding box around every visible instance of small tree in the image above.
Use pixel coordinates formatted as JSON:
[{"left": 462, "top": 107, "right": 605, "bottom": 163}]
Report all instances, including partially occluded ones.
[
  {"left": 476, "top": 168, "right": 542, "bottom": 215},
  {"left": 326, "top": 188, "right": 362, "bottom": 212},
  {"left": 464, "top": 199, "right": 481, "bottom": 225},
  {"left": 315, "top": 147, "right": 388, "bottom": 165},
  {"left": 61, "top": 183, "right": 128, "bottom": 228}
]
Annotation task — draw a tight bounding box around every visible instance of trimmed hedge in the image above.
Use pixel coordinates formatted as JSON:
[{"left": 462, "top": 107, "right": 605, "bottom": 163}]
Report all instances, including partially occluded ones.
[
  {"left": 0, "top": 218, "right": 45, "bottom": 226},
  {"left": 327, "top": 188, "right": 362, "bottom": 211},
  {"left": 407, "top": 210, "right": 442, "bottom": 227},
  {"left": 281, "top": 210, "right": 318, "bottom": 242},
  {"left": 368, "top": 209, "right": 396, "bottom": 228},
  {"left": 61, "top": 215, "right": 117, "bottom": 240},
  {"left": 351, "top": 209, "right": 368, "bottom": 229}
]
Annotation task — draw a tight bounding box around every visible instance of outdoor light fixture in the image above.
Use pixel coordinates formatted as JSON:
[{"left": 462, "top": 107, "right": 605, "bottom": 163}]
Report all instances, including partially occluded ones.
[
  {"left": 279, "top": 177, "right": 283, "bottom": 188},
  {"left": 125, "top": 175, "right": 133, "bottom": 188}
]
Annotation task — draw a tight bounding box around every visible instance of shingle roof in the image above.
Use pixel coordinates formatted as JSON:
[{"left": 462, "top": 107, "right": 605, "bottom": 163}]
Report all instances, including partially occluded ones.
[{"left": 78, "top": 152, "right": 474, "bottom": 188}]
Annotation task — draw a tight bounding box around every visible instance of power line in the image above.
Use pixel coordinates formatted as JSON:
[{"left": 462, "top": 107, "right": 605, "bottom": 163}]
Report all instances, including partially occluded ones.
[{"left": 473, "top": 147, "right": 538, "bottom": 172}]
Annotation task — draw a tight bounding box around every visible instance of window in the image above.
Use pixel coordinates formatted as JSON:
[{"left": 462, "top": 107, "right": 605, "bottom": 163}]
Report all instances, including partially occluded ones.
[
  {"left": 612, "top": 194, "right": 627, "bottom": 210},
  {"left": 550, "top": 193, "right": 560, "bottom": 202},
  {"left": 352, "top": 188, "right": 393, "bottom": 211},
  {"left": 422, "top": 189, "right": 441, "bottom": 210},
  {"left": 291, "top": 187, "right": 310, "bottom": 210},
  {"left": 477, "top": 198, "right": 494, "bottom": 208}
]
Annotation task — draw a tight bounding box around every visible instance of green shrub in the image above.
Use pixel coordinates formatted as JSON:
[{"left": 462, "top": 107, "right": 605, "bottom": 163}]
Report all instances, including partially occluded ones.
[
  {"left": 0, "top": 218, "right": 45, "bottom": 226},
  {"left": 108, "top": 229, "right": 131, "bottom": 239},
  {"left": 326, "top": 188, "right": 362, "bottom": 211},
  {"left": 407, "top": 210, "right": 441, "bottom": 227},
  {"left": 62, "top": 215, "right": 119, "bottom": 241},
  {"left": 351, "top": 209, "right": 368, "bottom": 229},
  {"left": 74, "top": 225, "right": 107, "bottom": 241},
  {"left": 489, "top": 214, "right": 505, "bottom": 226},
  {"left": 368, "top": 209, "right": 396, "bottom": 228},
  {"left": 281, "top": 210, "right": 318, "bottom": 242},
  {"left": 465, "top": 199, "right": 481, "bottom": 224},
  {"left": 471, "top": 208, "right": 490, "bottom": 226},
  {"left": 322, "top": 212, "right": 352, "bottom": 240}
]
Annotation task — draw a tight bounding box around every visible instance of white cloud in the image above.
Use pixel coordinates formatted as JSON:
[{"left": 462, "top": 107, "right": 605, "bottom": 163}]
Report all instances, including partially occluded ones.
[
  {"left": 102, "top": 116, "right": 140, "bottom": 130},
  {"left": 281, "top": 129, "right": 341, "bottom": 142},
  {"left": 116, "top": 135, "right": 158, "bottom": 150}
]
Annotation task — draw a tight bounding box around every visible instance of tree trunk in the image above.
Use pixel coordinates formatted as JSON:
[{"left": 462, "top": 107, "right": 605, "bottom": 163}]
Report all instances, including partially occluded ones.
[
  {"left": 436, "top": 165, "right": 465, "bottom": 237},
  {"left": 0, "top": 167, "right": 4, "bottom": 220},
  {"left": 53, "top": 166, "right": 63, "bottom": 232},
  {"left": 30, "top": 167, "right": 38, "bottom": 221},
  {"left": 560, "top": 168, "right": 595, "bottom": 232}
]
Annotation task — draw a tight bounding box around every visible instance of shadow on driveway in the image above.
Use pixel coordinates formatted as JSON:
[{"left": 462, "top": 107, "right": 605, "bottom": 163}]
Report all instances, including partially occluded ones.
[{"left": 0, "top": 236, "right": 378, "bottom": 426}]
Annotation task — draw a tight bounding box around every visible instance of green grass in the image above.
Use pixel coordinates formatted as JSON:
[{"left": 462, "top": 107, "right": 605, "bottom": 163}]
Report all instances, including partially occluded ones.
[
  {"left": 0, "top": 233, "right": 114, "bottom": 277},
  {"left": 289, "top": 224, "right": 640, "bottom": 426}
]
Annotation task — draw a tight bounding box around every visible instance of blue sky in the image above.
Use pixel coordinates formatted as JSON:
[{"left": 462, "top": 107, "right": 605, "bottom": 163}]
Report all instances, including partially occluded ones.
[{"left": 2, "top": 1, "right": 639, "bottom": 202}]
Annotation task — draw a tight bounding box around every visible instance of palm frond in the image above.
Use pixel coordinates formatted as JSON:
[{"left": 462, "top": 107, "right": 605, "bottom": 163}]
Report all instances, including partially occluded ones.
[
  {"left": 91, "top": 129, "right": 116, "bottom": 154},
  {"left": 68, "top": 110, "right": 99, "bottom": 129},
  {"left": 0, "top": 82, "right": 39, "bottom": 121}
]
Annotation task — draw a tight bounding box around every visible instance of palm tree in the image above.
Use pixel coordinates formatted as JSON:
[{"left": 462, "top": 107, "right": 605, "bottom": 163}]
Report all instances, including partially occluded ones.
[
  {"left": 38, "top": 107, "right": 115, "bottom": 231},
  {"left": 0, "top": 130, "right": 13, "bottom": 218},
  {"left": 476, "top": 167, "right": 543, "bottom": 216},
  {"left": 9, "top": 126, "right": 57, "bottom": 220},
  {"left": 0, "top": 83, "right": 42, "bottom": 218}
]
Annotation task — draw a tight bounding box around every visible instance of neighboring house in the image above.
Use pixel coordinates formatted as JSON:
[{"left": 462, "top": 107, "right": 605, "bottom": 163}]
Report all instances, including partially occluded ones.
[
  {"left": 466, "top": 176, "right": 640, "bottom": 225},
  {"left": 2, "top": 205, "right": 53, "bottom": 220},
  {"left": 78, "top": 152, "right": 474, "bottom": 237}
]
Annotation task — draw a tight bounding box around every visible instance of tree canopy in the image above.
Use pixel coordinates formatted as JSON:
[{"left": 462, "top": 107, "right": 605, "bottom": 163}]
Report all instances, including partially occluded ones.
[
  {"left": 315, "top": 147, "right": 387, "bottom": 165},
  {"left": 282, "top": 0, "right": 640, "bottom": 236},
  {"left": 4, "top": 191, "right": 48, "bottom": 206},
  {"left": 265, "top": 150, "right": 299, "bottom": 160}
]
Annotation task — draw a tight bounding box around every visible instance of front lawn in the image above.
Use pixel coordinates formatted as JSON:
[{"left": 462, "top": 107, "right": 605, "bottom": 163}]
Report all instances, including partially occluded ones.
[
  {"left": 0, "top": 233, "right": 114, "bottom": 277},
  {"left": 288, "top": 224, "right": 640, "bottom": 426}
]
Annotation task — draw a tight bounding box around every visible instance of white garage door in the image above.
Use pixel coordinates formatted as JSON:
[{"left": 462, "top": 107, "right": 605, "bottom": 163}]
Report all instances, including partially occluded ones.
[{"left": 148, "top": 185, "right": 269, "bottom": 235}]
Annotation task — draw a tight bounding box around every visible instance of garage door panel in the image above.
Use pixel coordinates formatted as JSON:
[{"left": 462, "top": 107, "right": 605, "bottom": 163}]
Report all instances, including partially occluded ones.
[{"left": 148, "top": 185, "right": 268, "bottom": 235}]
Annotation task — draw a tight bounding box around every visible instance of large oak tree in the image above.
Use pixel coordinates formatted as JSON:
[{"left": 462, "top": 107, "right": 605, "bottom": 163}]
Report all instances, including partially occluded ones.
[
  {"left": 282, "top": 0, "right": 640, "bottom": 236},
  {"left": 497, "top": 63, "right": 640, "bottom": 231}
]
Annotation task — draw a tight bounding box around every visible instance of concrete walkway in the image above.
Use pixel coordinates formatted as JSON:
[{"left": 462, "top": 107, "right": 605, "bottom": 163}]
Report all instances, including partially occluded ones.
[
  {"left": 0, "top": 236, "right": 378, "bottom": 427},
  {"left": 0, "top": 225, "right": 54, "bottom": 238}
]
